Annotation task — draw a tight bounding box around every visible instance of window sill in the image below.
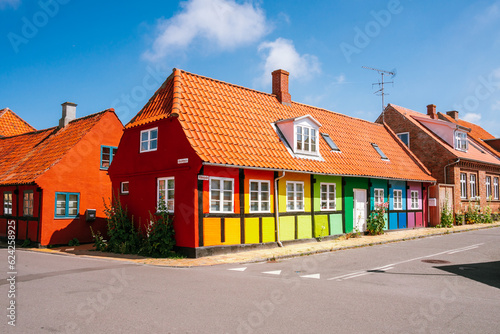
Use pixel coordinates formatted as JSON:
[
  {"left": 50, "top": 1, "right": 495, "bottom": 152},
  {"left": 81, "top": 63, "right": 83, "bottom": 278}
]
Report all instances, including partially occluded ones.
[{"left": 54, "top": 216, "right": 79, "bottom": 219}]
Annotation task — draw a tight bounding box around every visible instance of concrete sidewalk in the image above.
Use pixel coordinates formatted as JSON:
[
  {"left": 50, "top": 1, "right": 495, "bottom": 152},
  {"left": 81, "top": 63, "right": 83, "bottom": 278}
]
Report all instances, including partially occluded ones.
[{"left": 27, "top": 222, "right": 500, "bottom": 267}]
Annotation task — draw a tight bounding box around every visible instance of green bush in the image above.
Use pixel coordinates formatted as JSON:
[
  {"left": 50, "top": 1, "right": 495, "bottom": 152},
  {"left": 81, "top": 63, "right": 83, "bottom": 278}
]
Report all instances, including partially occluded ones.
[
  {"left": 437, "top": 205, "right": 453, "bottom": 228},
  {"left": 92, "top": 196, "right": 177, "bottom": 257},
  {"left": 103, "top": 196, "right": 142, "bottom": 254},
  {"left": 21, "top": 238, "right": 31, "bottom": 248},
  {"left": 454, "top": 211, "right": 464, "bottom": 225},
  {"left": 367, "top": 203, "right": 387, "bottom": 235},
  {"left": 140, "top": 200, "right": 176, "bottom": 258},
  {"left": 68, "top": 238, "right": 80, "bottom": 246}
]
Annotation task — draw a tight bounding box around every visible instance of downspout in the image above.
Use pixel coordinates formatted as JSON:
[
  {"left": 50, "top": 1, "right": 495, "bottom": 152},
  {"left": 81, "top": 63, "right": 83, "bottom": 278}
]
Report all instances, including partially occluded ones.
[
  {"left": 444, "top": 158, "right": 460, "bottom": 184},
  {"left": 274, "top": 171, "right": 286, "bottom": 247}
]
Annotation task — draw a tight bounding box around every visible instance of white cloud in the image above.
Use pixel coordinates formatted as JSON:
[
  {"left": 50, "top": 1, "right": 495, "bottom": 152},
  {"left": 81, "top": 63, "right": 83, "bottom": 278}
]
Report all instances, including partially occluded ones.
[
  {"left": 0, "top": 0, "right": 20, "bottom": 9},
  {"left": 334, "top": 74, "right": 346, "bottom": 84},
  {"left": 474, "top": 2, "right": 500, "bottom": 24},
  {"left": 256, "top": 38, "right": 320, "bottom": 86},
  {"left": 143, "top": 0, "right": 269, "bottom": 62},
  {"left": 462, "top": 112, "right": 482, "bottom": 123}
]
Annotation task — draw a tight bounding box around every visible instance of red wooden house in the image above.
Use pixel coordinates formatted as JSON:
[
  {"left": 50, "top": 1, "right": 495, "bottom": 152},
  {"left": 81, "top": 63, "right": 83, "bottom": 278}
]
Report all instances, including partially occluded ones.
[
  {"left": 109, "top": 69, "right": 435, "bottom": 257},
  {"left": 0, "top": 103, "right": 123, "bottom": 246}
]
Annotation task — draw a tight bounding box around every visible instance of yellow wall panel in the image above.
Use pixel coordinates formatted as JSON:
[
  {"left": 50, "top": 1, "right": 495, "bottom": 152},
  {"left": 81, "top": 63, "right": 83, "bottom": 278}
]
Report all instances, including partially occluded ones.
[
  {"left": 223, "top": 218, "right": 241, "bottom": 245},
  {"left": 203, "top": 218, "right": 221, "bottom": 246},
  {"left": 244, "top": 218, "right": 260, "bottom": 244},
  {"left": 262, "top": 217, "right": 275, "bottom": 243},
  {"left": 279, "top": 216, "right": 295, "bottom": 241},
  {"left": 297, "top": 215, "right": 312, "bottom": 239}
]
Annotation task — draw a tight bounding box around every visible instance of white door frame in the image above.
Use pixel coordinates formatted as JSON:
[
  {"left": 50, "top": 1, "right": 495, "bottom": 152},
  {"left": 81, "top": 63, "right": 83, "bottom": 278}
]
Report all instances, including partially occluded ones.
[{"left": 353, "top": 188, "right": 367, "bottom": 232}]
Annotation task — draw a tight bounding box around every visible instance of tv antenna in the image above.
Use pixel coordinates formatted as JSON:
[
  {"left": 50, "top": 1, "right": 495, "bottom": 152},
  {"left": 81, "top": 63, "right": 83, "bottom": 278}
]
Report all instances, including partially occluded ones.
[{"left": 362, "top": 66, "right": 396, "bottom": 122}]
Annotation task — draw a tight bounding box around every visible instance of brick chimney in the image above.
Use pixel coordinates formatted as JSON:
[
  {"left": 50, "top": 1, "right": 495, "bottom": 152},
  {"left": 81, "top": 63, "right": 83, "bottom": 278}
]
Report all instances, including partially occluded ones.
[
  {"left": 272, "top": 69, "right": 291, "bottom": 106},
  {"left": 59, "top": 102, "right": 77, "bottom": 127},
  {"left": 446, "top": 110, "right": 459, "bottom": 120},
  {"left": 427, "top": 104, "right": 437, "bottom": 119}
]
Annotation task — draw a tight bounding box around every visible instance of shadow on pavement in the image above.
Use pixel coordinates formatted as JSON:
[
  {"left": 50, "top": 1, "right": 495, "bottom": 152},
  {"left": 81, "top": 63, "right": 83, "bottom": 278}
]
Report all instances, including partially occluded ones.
[{"left": 434, "top": 261, "right": 500, "bottom": 289}]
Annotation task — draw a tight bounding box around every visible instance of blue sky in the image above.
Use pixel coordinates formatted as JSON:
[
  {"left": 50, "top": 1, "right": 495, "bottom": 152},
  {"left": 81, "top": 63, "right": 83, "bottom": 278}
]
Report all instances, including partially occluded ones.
[{"left": 1, "top": 0, "right": 500, "bottom": 136}]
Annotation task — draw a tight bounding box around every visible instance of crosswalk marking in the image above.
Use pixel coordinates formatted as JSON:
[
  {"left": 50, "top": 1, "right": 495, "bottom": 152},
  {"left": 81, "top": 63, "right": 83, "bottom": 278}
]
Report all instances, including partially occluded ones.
[
  {"left": 228, "top": 267, "right": 247, "bottom": 272},
  {"left": 300, "top": 273, "right": 320, "bottom": 279},
  {"left": 262, "top": 270, "right": 282, "bottom": 275}
]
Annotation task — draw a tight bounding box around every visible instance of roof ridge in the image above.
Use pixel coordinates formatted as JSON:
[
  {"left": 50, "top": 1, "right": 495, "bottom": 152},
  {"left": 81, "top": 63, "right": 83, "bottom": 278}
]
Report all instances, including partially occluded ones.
[
  {"left": 292, "top": 100, "right": 384, "bottom": 126},
  {"left": 178, "top": 68, "right": 277, "bottom": 98}
]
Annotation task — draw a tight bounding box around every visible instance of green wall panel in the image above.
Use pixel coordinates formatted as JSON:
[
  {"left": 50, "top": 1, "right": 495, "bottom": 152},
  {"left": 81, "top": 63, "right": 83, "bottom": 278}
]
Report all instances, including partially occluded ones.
[{"left": 330, "top": 214, "right": 343, "bottom": 235}]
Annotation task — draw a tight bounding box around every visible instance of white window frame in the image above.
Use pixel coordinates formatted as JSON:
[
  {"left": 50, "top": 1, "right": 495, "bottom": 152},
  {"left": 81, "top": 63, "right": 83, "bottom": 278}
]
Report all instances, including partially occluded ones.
[
  {"left": 455, "top": 131, "right": 468, "bottom": 152},
  {"left": 320, "top": 183, "right": 336, "bottom": 211},
  {"left": 470, "top": 174, "right": 477, "bottom": 199},
  {"left": 286, "top": 181, "right": 305, "bottom": 212},
  {"left": 121, "top": 181, "right": 129, "bottom": 195},
  {"left": 157, "top": 177, "right": 174, "bottom": 212},
  {"left": 460, "top": 173, "right": 467, "bottom": 199},
  {"left": 396, "top": 132, "right": 410, "bottom": 148},
  {"left": 3, "top": 192, "right": 13, "bottom": 215},
  {"left": 249, "top": 180, "right": 271, "bottom": 213},
  {"left": 411, "top": 190, "right": 419, "bottom": 209},
  {"left": 295, "top": 125, "right": 318, "bottom": 155},
  {"left": 486, "top": 176, "right": 492, "bottom": 199},
  {"left": 209, "top": 177, "right": 234, "bottom": 213},
  {"left": 494, "top": 177, "right": 499, "bottom": 200},
  {"left": 374, "top": 188, "right": 384, "bottom": 206},
  {"left": 393, "top": 189, "right": 402, "bottom": 210},
  {"left": 140, "top": 127, "right": 158, "bottom": 153}
]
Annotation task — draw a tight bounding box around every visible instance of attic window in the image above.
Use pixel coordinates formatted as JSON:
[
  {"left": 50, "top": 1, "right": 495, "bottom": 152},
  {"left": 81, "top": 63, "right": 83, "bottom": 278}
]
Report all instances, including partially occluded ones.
[
  {"left": 372, "top": 143, "right": 389, "bottom": 160},
  {"left": 321, "top": 133, "right": 340, "bottom": 152},
  {"left": 296, "top": 125, "right": 318, "bottom": 155},
  {"left": 455, "top": 131, "right": 468, "bottom": 152}
]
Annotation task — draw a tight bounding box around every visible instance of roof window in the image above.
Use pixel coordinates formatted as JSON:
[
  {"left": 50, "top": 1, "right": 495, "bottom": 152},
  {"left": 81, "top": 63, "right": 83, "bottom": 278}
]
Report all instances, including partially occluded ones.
[
  {"left": 321, "top": 133, "right": 340, "bottom": 152},
  {"left": 372, "top": 143, "right": 389, "bottom": 160}
]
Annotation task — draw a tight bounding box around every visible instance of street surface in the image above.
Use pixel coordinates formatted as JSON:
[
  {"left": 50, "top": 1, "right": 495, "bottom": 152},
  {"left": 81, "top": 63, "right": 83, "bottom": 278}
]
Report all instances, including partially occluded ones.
[{"left": 1, "top": 227, "right": 499, "bottom": 333}]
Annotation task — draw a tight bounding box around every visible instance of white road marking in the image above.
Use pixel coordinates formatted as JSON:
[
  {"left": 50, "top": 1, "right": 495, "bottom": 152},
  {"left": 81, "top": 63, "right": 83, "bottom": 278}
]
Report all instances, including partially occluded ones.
[
  {"left": 447, "top": 245, "right": 479, "bottom": 254},
  {"left": 228, "top": 267, "right": 247, "bottom": 272},
  {"left": 327, "top": 271, "right": 366, "bottom": 281},
  {"left": 300, "top": 273, "right": 321, "bottom": 279},
  {"left": 262, "top": 270, "right": 282, "bottom": 275},
  {"left": 327, "top": 243, "right": 483, "bottom": 281},
  {"left": 341, "top": 272, "right": 369, "bottom": 280}
]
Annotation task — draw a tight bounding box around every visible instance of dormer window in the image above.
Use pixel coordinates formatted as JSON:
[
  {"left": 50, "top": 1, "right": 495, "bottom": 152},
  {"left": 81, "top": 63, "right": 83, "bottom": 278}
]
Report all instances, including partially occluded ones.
[
  {"left": 455, "top": 131, "right": 468, "bottom": 152},
  {"left": 274, "top": 114, "right": 322, "bottom": 159},
  {"left": 296, "top": 125, "right": 317, "bottom": 154}
]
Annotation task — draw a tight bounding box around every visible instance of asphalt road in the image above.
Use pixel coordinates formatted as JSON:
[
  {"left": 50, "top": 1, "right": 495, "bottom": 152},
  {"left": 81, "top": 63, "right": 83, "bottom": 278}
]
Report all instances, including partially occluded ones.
[{"left": 1, "top": 228, "right": 499, "bottom": 334}]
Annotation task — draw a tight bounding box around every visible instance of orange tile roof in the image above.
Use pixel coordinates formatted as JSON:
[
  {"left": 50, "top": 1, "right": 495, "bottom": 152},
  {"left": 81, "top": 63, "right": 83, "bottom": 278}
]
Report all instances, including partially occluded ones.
[
  {"left": 127, "top": 69, "right": 434, "bottom": 182},
  {"left": 387, "top": 104, "right": 500, "bottom": 166},
  {"left": 0, "top": 108, "right": 36, "bottom": 137},
  {"left": 439, "top": 112, "right": 495, "bottom": 140},
  {"left": 0, "top": 110, "right": 111, "bottom": 185}
]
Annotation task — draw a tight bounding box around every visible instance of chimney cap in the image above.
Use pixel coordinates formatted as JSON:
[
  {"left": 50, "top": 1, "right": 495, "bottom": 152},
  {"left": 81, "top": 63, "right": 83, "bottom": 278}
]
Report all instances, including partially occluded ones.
[{"left": 61, "top": 102, "right": 77, "bottom": 107}]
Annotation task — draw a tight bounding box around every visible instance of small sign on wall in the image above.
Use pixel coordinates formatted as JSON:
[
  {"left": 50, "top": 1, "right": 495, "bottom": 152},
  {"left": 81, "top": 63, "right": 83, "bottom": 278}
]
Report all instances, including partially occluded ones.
[
  {"left": 198, "top": 175, "right": 209, "bottom": 181},
  {"left": 428, "top": 198, "right": 437, "bottom": 207},
  {"left": 177, "top": 158, "right": 189, "bottom": 164}
]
